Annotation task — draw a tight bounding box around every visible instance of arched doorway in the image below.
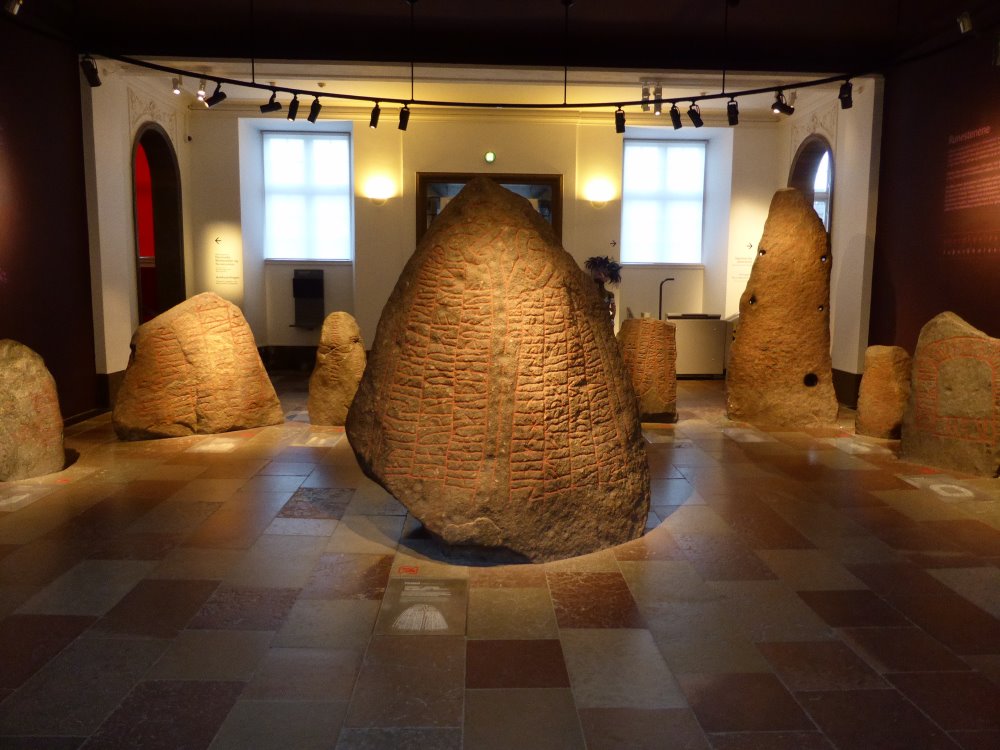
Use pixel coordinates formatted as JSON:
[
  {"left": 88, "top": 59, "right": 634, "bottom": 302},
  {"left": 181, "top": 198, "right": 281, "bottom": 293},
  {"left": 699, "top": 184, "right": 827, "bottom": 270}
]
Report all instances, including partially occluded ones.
[
  {"left": 133, "top": 124, "right": 185, "bottom": 323},
  {"left": 788, "top": 135, "right": 834, "bottom": 231}
]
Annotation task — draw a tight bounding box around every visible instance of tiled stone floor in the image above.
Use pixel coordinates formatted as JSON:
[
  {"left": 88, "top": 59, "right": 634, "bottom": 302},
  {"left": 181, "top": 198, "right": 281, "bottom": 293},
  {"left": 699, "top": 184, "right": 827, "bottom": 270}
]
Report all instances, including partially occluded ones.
[{"left": 1, "top": 375, "right": 998, "bottom": 749}]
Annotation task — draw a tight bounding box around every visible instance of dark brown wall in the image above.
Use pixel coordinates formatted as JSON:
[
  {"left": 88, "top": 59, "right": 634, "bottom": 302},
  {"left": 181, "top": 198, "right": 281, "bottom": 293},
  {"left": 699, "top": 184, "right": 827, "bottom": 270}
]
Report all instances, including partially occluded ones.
[
  {"left": 0, "top": 19, "right": 98, "bottom": 419},
  {"left": 869, "top": 35, "right": 1000, "bottom": 353}
]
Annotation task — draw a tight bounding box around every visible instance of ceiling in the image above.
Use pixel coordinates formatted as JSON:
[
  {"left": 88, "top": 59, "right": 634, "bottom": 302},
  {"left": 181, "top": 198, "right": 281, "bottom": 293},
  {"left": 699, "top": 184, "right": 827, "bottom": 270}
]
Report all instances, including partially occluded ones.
[
  {"left": 10, "top": 1, "right": 999, "bottom": 115},
  {"left": 23, "top": 0, "right": 996, "bottom": 72}
]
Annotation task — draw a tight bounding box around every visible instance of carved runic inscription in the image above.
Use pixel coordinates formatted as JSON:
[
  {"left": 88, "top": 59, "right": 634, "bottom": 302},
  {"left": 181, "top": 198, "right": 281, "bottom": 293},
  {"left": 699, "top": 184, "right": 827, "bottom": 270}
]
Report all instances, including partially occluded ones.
[
  {"left": 913, "top": 338, "right": 998, "bottom": 444},
  {"left": 617, "top": 318, "right": 677, "bottom": 422},
  {"left": 347, "top": 177, "right": 649, "bottom": 561},
  {"left": 901, "top": 312, "right": 1000, "bottom": 477}
]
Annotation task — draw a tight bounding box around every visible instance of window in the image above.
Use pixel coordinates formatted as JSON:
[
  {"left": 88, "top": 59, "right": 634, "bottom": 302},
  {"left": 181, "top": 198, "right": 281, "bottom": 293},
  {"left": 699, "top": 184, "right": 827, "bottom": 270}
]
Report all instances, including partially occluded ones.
[
  {"left": 620, "top": 140, "right": 706, "bottom": 264},
  {"left": 812, "top": 150, "right": 832, "bottom": 229},
  {"left": 263, "top": 132, "right": 353, "bottom": 260}
]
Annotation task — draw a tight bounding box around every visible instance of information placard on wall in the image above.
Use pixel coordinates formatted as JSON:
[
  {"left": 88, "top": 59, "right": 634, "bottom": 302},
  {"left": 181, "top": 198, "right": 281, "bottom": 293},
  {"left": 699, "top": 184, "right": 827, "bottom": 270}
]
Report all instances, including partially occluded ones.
[{"left": 943, "top": 124, "right": 1000, "bottom": 258}]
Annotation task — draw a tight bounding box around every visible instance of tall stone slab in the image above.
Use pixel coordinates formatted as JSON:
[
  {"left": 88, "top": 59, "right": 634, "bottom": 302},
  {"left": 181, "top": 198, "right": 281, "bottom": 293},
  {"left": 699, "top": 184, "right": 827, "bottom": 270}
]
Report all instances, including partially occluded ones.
[
  {"left": 856, "top": 345, "right": 911, "bottom": 439},
  {"left": 113, "top": 292, "right": 284, "bottom": 440},
  {"left": 0, "top": 340, "right": 64, "bottom": 481},
  {"left": 308, "top": 312, "right": 367, "bottom": 426},
  {"left": 727, "top": 188, "right": 838, "bottom": 426},
  {"left": 617, "top": 318, "right": 678, "bottom": 422},
  {"left": 901, "top": 312, "right": 999, "bottom": 477},
  {"left": 347, "top": 177, "right": 649, "bottom": 562}
]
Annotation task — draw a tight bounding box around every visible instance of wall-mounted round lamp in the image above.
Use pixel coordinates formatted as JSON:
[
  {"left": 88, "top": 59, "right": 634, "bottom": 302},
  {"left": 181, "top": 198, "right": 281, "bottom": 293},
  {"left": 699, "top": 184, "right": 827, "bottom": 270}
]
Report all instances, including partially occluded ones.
[
  {"left": 583, "top": 178, "right": 616, "bottom": 208},
  {"left": 484, "top": 150, "right": 497, "bottom": 164},
  {"left": 363, "top": 175, "right": 395, "bottom": 205}
]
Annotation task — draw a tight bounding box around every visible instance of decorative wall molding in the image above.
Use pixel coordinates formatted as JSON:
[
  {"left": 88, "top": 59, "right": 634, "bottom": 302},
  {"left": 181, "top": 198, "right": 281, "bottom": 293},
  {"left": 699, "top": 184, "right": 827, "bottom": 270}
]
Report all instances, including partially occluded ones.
[
  {"left": 127, "top": 86, "right": 179, "bottom": 146},
  {"left": 791, "top": 99, "right": 838, "bottom": 158}
]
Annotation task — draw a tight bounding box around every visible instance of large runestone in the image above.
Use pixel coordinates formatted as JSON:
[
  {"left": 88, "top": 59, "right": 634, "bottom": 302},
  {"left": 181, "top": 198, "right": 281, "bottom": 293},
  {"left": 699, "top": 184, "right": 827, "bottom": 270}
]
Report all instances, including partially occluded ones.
[
  {"left": 346, "top": 177, "right": 649, "bottom": 562},
  {"left": 901, "top": 312, "right": 999, "bottom": 477},
  {"left": 113, "top": 292, "right": 284, "bottom": 440},
  {"left": 727, "top": 188, "right": 838, "bottom": 426},
  {"left": 0, "top": 340, "right": 64, "bottom": 481}
]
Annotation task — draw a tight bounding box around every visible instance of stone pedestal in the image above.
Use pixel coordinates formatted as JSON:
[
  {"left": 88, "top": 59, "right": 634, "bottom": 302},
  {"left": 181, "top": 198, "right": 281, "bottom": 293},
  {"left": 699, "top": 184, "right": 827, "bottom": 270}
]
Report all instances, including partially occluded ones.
[
  {"left": 727, "top": 188, "right": 838, "bottom": 426},
  {"left": 856, "top": 345, "right": 911, "bottom": 439},
  {"left": 0, "top": 340, "right": 64, "bottom": 481},
  {"left": 308, "top": 312, "right": 367, "bottom": 426},
  {"left": 617, "top": 318, "right": 677, "bottom": 422},
  {"left": 901, "top": 312, "right": 999, "bottom": 476},
  {"left": 346, "top": 177, "right": 649, "bottom": 561},
  {"left": 113, "top": 293, "right": 284, "bottom": 440}
]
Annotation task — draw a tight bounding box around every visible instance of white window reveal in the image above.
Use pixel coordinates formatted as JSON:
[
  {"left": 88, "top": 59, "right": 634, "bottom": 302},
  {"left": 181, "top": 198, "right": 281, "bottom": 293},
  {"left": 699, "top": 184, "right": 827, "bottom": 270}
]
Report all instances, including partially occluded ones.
[
  {"left": 620, "top": 139, "right": 706, "bottom": 264},
  {"left": 262, "top": 132, "right": 353, "bottom": 260}
]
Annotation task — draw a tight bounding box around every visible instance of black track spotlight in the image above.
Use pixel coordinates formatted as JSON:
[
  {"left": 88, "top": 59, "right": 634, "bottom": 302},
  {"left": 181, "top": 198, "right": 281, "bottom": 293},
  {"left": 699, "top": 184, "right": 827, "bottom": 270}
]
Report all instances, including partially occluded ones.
[
  {"left": 398, "top": 105, "right": 411, "bottom": 131},
  {"left": 171, "top": 77, "right": 182, "bottom": 95},
  {"left": 197, "top": 79, "right": 207, "bottom": 102},
  {"left": 80, "top": 55, "right": 101, "bottom": 87},
  {"left": 369, "top": 103, "right": 381, "bottom": 129},
  {"left": 614, "top": 107, "right": 626, "bottom": 134},
  {"left": 287, "top": 95, "right": 299, "bottom": 121},
  {"left": 669, "top": 103, "right": 682, "bottom": 129},
  {"left": 771, "top": 90, "right": 794, "bottom": 115},
  {"left": 204, "top": 82, "right": 226, "bottom": 108},
  {"left": 259, "top": 91, "right": 282, "bottom": 114},
  {"left": 838, "top": 80, "right": 853, "bottom": 110},
  {"left": 307, "top": 97, "right": 322, "bottom": 123},
  {"left": 653, "top": 84, "right": 662, "bottom": 116},
  {"left": 727, "top": 98, "right": 740, "bottom": 126},
  {"left": 688, "top": 102, "right": 704, "bottom": 127}
]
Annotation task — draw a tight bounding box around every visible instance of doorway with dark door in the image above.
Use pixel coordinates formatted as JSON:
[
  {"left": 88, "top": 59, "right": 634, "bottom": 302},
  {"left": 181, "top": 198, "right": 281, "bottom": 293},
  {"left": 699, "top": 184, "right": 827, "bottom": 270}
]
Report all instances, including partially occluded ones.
[{"left": 133, "top": 124, "right": 186, "bottom": 323}]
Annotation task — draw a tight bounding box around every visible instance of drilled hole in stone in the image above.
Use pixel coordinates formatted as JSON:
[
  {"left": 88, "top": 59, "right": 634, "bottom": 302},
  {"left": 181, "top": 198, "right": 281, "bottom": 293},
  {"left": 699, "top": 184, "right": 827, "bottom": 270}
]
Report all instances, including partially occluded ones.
[
  {"left": 803, "top": 373, "right": 819, "bottom": 387},
  {"left": 818, "top": 305, "right": 824, "bottom": 312},
  {"left": 758, "top": 248, "right": 766, "bottom": 256},
  {"left": 749, "top": 295, "right": 757, "bottom": 305},
  {"left": 820, "top": 255, "right": 828, "bottom": 263}
]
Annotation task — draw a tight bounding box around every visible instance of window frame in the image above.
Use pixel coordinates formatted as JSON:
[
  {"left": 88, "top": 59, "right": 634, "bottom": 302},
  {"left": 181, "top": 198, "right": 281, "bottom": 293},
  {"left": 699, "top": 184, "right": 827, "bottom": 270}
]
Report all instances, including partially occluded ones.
[
  {"left": 261, "top": 130, "right": 354, "bottom": 262},
  {"left": 619, "top": 138, "right": 708, "bottom": 265}
]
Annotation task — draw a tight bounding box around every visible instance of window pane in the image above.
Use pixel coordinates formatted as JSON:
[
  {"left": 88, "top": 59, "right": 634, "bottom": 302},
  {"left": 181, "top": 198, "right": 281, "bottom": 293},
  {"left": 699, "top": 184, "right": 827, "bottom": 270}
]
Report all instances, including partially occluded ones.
[
  {"left": 311, "top": 138, "right": 350, "bottom": 188},
  {"left": 621, "top": 200, "right": 665, "bottom": 263},
  {"left": 623, "top": 144, "right": 666, "bottom": 193},
  {"left": 664, "top": 201, "right": 703, "bottom": 264},
  {"left": 814, "top": 151, "right": 830, "bottom": 192},
  {"left": 664, "top": 146, "right": 705, "bottom": 194},
  {"left": 264, "top": 137, "right": 305, "bottom": 187},
  {"left": 311, "top": 196, "right": 351, "bottom": 260},
  {"left": 266, "top": 196, "right": 306, "bottom": 259},
  {"left": 263, "top": 133, "right": 353, "bottom": 260}
]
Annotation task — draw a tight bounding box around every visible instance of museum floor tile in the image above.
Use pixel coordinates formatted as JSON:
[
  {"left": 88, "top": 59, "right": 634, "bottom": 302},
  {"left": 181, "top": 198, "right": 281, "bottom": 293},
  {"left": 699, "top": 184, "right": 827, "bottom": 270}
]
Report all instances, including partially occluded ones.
[{"left": 0, "top": 376, "right": 998, "bottom": 749}]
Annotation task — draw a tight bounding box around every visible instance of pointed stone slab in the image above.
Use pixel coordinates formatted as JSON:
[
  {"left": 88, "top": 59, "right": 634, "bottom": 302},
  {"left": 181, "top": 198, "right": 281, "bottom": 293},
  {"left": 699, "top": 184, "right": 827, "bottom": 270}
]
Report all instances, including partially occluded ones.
[
  {"left": 308, "top": 312, "right": 367, "bottom": 426},
  {"left": 0, "top": 340, "right": 64, "bottom": 481},
  {"left": 113, "top": 292, "right": 283, "bottom": 440},
  {"left": 347, "top": 177, "right": 649, "bottom": 561},
  {"left": 902, "top": 312, "right": 999, "bottom": 477},
  {"left": 857, "top": 345, "right": 911, "bottom": 439},
  {"left": 727, "top": 188, "right": 838, "bottom": 426}
]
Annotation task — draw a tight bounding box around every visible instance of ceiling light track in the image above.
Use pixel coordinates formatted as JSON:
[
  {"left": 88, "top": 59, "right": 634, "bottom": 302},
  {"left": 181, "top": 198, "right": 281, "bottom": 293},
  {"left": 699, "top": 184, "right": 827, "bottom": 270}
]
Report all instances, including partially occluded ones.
[{"left": 96, "top": 50, "right": 864, "bottom": 114}]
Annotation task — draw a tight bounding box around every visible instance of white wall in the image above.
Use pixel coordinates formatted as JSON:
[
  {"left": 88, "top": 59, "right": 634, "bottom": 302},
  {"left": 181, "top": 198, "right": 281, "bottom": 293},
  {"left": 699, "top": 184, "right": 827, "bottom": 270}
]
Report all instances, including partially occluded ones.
[
  {"left": 777, "top": 76, "right": 884, "bottom": 375},
  {"left": 85, "top": 85, "right": 881, "bottom": 380},
  {"left": 81, "top": 66, "right": 190, "bottom": 374},
  {"left": 724, "top": 123, "right": 785, "bottom": 317}
]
